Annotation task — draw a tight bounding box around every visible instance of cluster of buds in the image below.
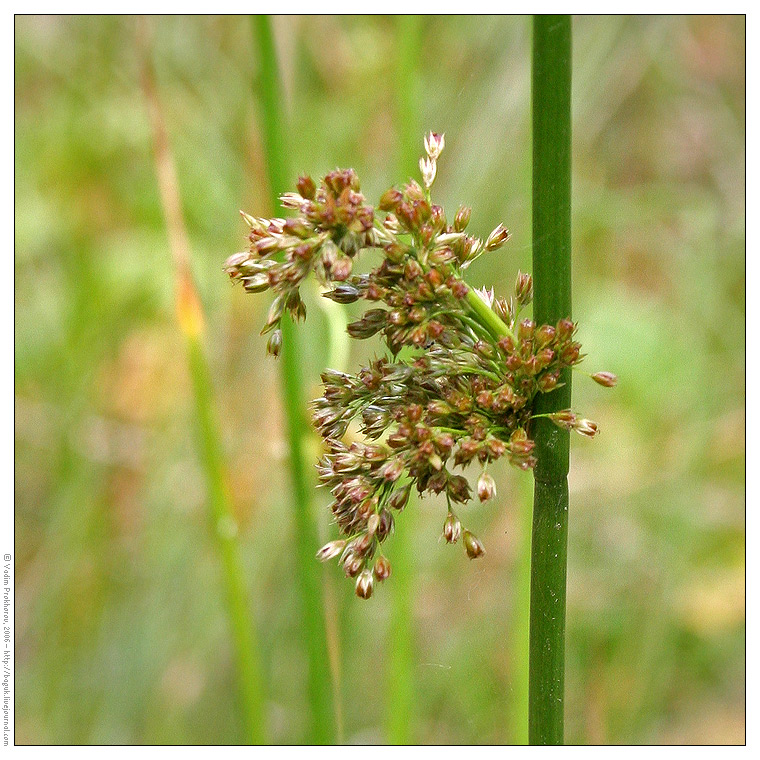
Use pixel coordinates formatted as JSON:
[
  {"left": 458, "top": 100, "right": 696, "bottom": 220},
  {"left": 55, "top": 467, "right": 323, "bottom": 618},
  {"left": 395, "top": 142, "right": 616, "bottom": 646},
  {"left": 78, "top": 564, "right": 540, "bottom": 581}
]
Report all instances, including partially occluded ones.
[
  {"left": 228, "top": 133, "right": 616, "bottom": 599},
  {"left": 224, "top": 169, "right": 376, "bottom": 356}
]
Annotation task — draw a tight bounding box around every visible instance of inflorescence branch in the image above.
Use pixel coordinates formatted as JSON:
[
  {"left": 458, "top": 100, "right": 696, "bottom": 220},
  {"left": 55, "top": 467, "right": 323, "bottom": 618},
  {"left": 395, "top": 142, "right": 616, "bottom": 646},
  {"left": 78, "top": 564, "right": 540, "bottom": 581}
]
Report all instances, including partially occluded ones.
[{"left": 225, "top": 133, "right": 616, "bottom": 599}]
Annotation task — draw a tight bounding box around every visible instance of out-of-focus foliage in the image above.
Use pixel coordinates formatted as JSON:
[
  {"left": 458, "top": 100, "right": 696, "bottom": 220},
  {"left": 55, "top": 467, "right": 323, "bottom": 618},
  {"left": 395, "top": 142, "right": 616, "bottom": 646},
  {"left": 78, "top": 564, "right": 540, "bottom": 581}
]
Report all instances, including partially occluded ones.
[{"left": 14, "top": 15, "right": 744, "bottom": 745}]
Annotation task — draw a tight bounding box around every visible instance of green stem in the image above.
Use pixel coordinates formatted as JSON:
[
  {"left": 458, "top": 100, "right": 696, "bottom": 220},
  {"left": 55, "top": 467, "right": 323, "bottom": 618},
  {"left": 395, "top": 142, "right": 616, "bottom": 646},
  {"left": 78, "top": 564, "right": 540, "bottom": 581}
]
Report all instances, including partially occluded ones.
[
  {"left": 529, "top": 14, "right": 572, "bottom": 745},
  {"left": 465, "top": 288, "right": 515, "bottom": 342},
  {"left": 385, "top": 13, "right": 421, "bottom": 746},
  {"left": 187, "top": 334, "right": 268, "bottom": 744},
  {"left": 251, "top": 14, "right": 335, "bottom": 744}
]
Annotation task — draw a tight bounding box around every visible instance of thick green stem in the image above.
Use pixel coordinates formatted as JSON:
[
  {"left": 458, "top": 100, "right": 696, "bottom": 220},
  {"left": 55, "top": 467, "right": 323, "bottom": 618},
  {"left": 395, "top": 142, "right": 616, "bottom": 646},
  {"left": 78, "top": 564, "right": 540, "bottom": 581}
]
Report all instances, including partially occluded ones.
[
  {"left": 385, "top": 13, "right": 421, "bottom": 745},
  {"left": 251, "top": 14, "right": 335, "bottom": 744},
  {"left": 529, "top": 14, "right": 572, "bottom": 745}
]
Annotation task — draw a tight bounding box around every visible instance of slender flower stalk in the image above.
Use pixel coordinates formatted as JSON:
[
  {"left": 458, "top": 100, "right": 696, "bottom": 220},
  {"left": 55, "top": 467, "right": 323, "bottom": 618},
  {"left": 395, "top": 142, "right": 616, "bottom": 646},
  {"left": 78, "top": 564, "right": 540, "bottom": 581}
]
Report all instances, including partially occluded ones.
[
  {"left": 139, "top": 24, "right": 267, "bottom": 744},
  {"left": 250, "top": 15, "right": 335, "bottom": 745},
  {"left": 386, "top": 14, "right": 422, "bottom": 745},
  {"left": 529, "top": 14, "right": 572, "bottom": 745}
]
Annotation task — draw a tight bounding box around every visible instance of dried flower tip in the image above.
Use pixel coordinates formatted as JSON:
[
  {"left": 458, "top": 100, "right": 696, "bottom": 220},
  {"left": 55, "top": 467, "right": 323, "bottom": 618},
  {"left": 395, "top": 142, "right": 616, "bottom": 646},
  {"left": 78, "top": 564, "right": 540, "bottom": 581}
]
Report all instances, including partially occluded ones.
[
  {"left": 355, "top": 569, "right": 374, "bottom": 599},
  {"left": 424, "top": 131, "right": 445, "bottom": 160},
  {"left": 316, "top": 540, "right": 346, "bottom": 562},
  {"left": 591, "top": 371, "right": 618, "bottom": 388},
  {"left": 419, "top": 156, "right": 437, "bottom": 189},
  {"left": 477, "top": 471, "right": 496, "bottom": 502},
  {"left": 485, "top": 223, "right": 511, "bottom": 251},
  {"left": 239, "top": 210, "right": 259, "bottom": 228},
  {"left": 575, "top": 418, "right": 599, "bottom": 438},
  {"left": 463, "top": 530, "right": 486, "bottom": 559},
  {"left": 515, "top": 271, "right": 533, "bottom": 306},
  {"left": 443, "top": 512, "right": 461, "bottom": 543},
  {"left": 266, "top": 329, "right": 282, "bottom": 358},
  {"left": 279, "top": 192, "right": 305, "bottom": 210},
  {"left": 373, "top": 556, "right": 392, "bottom": 581}
]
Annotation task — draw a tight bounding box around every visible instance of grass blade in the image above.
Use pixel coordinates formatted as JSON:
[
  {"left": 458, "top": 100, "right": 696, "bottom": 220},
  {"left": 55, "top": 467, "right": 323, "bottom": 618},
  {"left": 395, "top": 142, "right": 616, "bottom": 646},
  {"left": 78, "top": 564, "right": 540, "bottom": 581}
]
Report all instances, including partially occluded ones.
[{"left": 139, "top": 23, "right": 267, "bottom": 744}]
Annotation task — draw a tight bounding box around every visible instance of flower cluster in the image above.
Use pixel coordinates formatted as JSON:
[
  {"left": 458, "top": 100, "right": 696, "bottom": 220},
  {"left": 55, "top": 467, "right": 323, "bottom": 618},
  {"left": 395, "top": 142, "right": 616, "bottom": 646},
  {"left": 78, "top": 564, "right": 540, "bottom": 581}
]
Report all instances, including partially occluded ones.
[{"left": 226, "top": 133, "right": 616, "bottom": 599}]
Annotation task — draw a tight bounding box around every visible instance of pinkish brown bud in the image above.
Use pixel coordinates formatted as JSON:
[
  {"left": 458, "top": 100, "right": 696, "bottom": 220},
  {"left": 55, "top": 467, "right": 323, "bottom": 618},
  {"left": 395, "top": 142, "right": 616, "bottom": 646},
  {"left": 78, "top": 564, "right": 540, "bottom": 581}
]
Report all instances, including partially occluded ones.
[
  {"left": 355, "top": 569, "right": 374, "bottom": 599},
  {"left": 556, "top": 318, "right": 575, "bottom": 340},
  {"left": 389, "top": 483, "right": 411, "bottom": 511},
  {"left": 548, "top": 410, "right": 577, "bottom": 430},
  {"left": 477, "top": 471, "right": 496, "bottom": 502},
  {"left": 463, "top": 530, "right": 486, "bottom": 559},
  {"left": 515, "top": 271, "right": 533, "bottom": 305},
  {"left": 373, "top": 556, "right": 392, "bottom": 581},
  {"left": 591, "top": 371, "right": 617, "bottom": 388},
  {"left": 453, "top": 205, "right": 471, "bottom": 232},
  {"left": 535, "top": 324, "right": 557, "bottom": 347},
  {"left": 443, "top": 512, "right": 461, "bottom": 543},
  {"left": 296, "top": 174, "right": 316, "bottom": 199},
  {"left": 379, "top": 187, "right": 403, "bottom": 212},
  {"left": 485, "top": 223, "right": 511, "bottom": 251}
]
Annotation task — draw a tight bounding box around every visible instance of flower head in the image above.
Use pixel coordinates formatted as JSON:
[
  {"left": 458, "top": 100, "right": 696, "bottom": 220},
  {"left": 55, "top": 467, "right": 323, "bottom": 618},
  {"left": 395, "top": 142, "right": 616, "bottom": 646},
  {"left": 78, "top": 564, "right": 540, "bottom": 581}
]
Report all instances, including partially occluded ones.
[{"left": 229, "top": 133, "right": 613, "bottom": 598}]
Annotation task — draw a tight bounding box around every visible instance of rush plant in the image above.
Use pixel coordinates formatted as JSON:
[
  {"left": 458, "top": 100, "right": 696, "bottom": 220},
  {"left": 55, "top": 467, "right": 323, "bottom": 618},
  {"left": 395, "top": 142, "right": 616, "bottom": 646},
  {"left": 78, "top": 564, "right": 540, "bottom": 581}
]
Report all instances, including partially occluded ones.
[{"left": 225, "top": 133, "right": 615, "bottom": 604}]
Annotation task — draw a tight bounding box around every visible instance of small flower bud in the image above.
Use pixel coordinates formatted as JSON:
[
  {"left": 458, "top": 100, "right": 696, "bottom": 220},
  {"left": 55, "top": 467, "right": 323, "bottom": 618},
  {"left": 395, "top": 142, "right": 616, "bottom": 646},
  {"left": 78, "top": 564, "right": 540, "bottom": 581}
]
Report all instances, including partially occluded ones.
[
  {"left": 419, "top": 156, "right": 437, "bottom": 189},
  {"left": 443, "top": 512, "right": 462, "bottom": 543},
  {"left": 424, "top": 131, "right": 445, "bottom": 159},
  {"left": 454, "top": 205, "right": 471, "bottom": 232},
  {"left": 463, "top": 530, "right": 486, "bottom": 559},
  {"left": 379, "top": 187, "right": 403, "bottom": 212},
  {"left": 388, "top": 482, "right": 411, "bottom": 511},
  {"left": 366, "top": 512, "right": 380, "bottom": 536},
  {"left": 485, "top": 223, "right": 511, "bottom": 251},
  {"left": 355, "top": 569, "right": 374, "bottom": 599},
  {"left": 373, "top": 556, "right": 392, "bottom": 581},
  {"left": 316, "top": 539, "right": 346, "bottom": 561},
  {"left": 325, "top": 283, "right": 361, "bottom": 304},
  {"left": 518, "top": 319, "right": 535, "bottom": 342},
  {"left": 296, "top": 174, "right": 316, "bottom": 199},
  {"left": 266, "top": 329, "right": 282, "bottom": 357},
  {"left": 515, "top": 271, "right": 533, "bottom": 305},
  {"left": 535, "top": 324, "right": 557, "bottom": 347},
  {"left": 381, "top": 458, "right": 404, "bottom": 482},
  {"left": 575, "top": 418, "right": 599, "bottom": 438},
  {"left": 477, "top": 471, "right": 496, "bottom": 502},
  {"left": 556, "top": 318, "right": 575, "bottom": 340},
  {"left": 591, "top": 371, "right": 617, "bottom": 388},
  {"left": 548, "top": 410, "right": 577, "bottom": 430}
]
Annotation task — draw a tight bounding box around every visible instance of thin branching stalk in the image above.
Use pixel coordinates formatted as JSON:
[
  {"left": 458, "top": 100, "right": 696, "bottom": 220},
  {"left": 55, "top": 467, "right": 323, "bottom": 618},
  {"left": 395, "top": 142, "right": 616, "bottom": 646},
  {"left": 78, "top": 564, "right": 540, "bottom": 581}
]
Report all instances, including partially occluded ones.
[
  {"left": 385, "top": 13, "right": 422, "bottom": 746},
  {"left": 139, "top": 24, "right": 267, "bottom": 744},
  {"left": 529, "top": 14, "right": 573, "bottom": 746},
  {"left": 250, "top": 14, "right": 336, "bottom": 745}
]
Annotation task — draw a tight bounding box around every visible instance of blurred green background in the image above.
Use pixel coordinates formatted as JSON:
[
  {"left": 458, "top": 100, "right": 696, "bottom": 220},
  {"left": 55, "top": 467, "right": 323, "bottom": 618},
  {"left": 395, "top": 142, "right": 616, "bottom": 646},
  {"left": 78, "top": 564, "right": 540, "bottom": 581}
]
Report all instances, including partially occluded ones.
[{"left": 14, "top": 15, "right": 744, "bottom": 745}]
